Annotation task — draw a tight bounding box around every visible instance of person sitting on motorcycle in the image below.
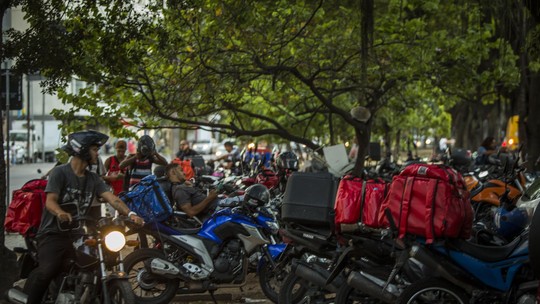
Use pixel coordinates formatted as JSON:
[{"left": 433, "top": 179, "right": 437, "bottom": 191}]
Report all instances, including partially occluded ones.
[
  {"left": 475, "top": 136, "right": 498, "bottom": 166},
  {"left": 24, "top": 130, "right": 145, "bottom": 304},
  {"left": 214, "top": 141, "right": 241, "bottom": 170},
  {"left": 165, "top": 163, "right": 219, "bottom": 219},
  {"left": 165, "top": 163, "right": 243, "bottom": 219}
]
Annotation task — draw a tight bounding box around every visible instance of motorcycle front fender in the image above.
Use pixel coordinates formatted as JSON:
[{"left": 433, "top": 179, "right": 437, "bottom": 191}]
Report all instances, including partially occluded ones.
[
  {"left": 102, "top": 271, "right": 130, "bottom": 282},
  {"left": 256, "top": 243, "right": 288, "bottom": 272}
]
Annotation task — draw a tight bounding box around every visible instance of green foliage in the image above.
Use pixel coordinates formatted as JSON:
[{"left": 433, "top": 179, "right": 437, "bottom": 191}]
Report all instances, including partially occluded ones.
[{"left": 4, "top": 0, "right": 521, "bottom": 152}]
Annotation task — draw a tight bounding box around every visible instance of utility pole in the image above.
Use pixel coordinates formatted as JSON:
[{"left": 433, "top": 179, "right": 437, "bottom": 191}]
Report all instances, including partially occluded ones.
[{"left": 4, "top": 61, "right": 10, "bottom": 203}]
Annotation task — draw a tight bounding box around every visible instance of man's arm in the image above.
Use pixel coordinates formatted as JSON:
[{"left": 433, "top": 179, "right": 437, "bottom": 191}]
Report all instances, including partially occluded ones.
[
  {"left": 119, "top": 154, "right": 137, "bottom": 169},
  {"left": 45, "top": 192, "right": 72, "bottom": 222},
  {"left": 178, "top": 190, "right": 218, "bottom": 217},
  {"left": 101, "top": 191, "right": 145, "bottom": 225},
  {"left": 152, "top": 152, "right": 168, "bottom": 166}
]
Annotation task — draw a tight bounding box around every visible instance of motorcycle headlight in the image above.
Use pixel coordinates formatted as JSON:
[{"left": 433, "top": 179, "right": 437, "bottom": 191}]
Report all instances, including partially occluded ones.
[{"left": 104, "top": 231, "right": 126, "bottom": 252}]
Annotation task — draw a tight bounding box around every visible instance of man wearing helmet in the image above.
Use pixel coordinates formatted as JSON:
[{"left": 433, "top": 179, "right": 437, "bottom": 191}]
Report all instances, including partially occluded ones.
[
  {"left": 24, "top": 130, "right": 144, "bottom": 304},
  {"left": 120, "top": 135, "right": 168, "bottom": 190}
]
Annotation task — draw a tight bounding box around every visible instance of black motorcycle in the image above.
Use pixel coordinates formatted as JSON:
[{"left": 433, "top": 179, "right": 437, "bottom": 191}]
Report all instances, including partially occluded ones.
[{"left": 7, "top": 215, "right": 137, "bottom": 304}]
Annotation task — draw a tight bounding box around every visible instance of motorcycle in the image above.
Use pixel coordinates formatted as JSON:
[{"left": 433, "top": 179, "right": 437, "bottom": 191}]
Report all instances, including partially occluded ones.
[
  {"left": 275, "top": 221, "right": 349, "bottom": 304},
  {"left": 397, "top": 189, "right": 540, "bottom": 304},
  {"left": 7, "top": 215, "right": 137, "bottom": 304},
  {"left": 123, "top": 200, "right": 286, "bottom": 304}
]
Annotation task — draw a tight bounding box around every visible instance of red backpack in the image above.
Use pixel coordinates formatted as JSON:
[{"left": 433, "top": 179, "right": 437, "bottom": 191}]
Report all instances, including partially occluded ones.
[
  {"left": 377, "top": 164, "right": 473, "bottom": 243},
  {"left": 171, "top": 158, "right": 195, "bottom": 180},
  {"left": 4, "top": 179, "right": 48, "bottom": 237}
]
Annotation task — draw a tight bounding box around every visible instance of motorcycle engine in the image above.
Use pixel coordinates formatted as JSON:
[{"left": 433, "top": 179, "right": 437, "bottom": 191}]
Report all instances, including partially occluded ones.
[{"left": 212, "top": 239, "right": 245, "bottom": 283}]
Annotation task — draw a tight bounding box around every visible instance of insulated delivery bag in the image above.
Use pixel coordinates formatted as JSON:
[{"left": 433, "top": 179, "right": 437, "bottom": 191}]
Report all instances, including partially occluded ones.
[
  {"left": 281, "top": 172, "right": 339, "bottom": 231},
  {"left": 120, "top": 175, "right": 173, "bottom": 223},
  {"left": 4, "top": 179, "right": 48, "bottom": 237},
  {"left": 378, "top": 163, "right": 473, "bottom": 243},
  {"left": 334, "top": 175, "right": 388, "bottom": 231}
]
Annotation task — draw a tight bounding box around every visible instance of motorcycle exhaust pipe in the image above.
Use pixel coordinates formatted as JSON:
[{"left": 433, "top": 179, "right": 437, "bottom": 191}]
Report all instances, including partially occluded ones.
[
  {"left": 294, "top": 262, "right": 340, "bottom": 292},
  {"left": 347, "top": 271, "right": 397, "bottom": 303},
  {"left": 409, "top": 245, "right": 474, "bottom": 294},
  {"left": 144, "top": 258, "right": 183, "bottom": 279},
  {"left": 7, "top": 288, "right": 28, "bottom": 304}
]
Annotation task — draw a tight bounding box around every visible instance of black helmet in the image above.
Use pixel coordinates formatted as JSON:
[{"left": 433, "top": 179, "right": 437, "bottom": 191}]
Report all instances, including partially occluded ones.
[
  {"left": 63, "top": 130, "right": 109, "bottom": 160},
  {"left": 276, "top": 151, "right": 299, "bottom": 170},
  {"left": 243, "top": 184, "right": 270, "bottom": 209},
  {"left": 137, "top": 135, "right": 156, "bottom": 158}
]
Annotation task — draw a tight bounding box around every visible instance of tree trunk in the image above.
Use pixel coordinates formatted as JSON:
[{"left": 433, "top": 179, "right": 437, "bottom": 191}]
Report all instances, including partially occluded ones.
[
  {"left": 524, "top": 71, "right": 540, "bottom": 171},
  {"left": 352, "top": 120, "right": 372, "bottom": 176}
]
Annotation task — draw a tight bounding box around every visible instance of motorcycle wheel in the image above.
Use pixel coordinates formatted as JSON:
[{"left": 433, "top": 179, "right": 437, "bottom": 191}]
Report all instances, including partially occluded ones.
[
  {"left": 107, "top": 280, "right": 135, "bottom": 304},
  {"left": 278, "top": 272, "right": 335, "bottom": 304},
  {"left": 258, "top": 258, "right": 290, "bottom": 303},
  {"left": 123, "top": 248, "right": 180, "bottom": 304},
  {"left": 396, "top": 278, "right": 468, "bottom": 304},
  {"left": 335, "top": 284, "right": 383, "bottom": 304}
]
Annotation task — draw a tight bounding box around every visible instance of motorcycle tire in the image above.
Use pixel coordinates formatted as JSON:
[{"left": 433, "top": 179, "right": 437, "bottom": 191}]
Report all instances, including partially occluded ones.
[
  {"left": 278, "top": 272, "right": 335, "bottom": 304},
  {"left": 107, "top": 280, "right": 136, "bottom": 304},
  {"left": 529, "top": 203, "right": 540, "bottom": 278},
  {"left": 396, "top": 278, "right": 469, "bottom": 304},
  {"left": 258, "top": 258, "right": 289, "bottom": 303},
  {"left": 123, "top": 248, "right": 180, "bottom": 304},
  {"left": 335, "top": 284, "right": 383, "bottom": 304}
]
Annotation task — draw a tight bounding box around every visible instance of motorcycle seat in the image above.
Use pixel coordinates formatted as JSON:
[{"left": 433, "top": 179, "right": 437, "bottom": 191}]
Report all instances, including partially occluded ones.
[
  {"left": 469, "top": 183, "right": 485, "bottom": 198},
  {"left": 446, "top": 235, "right": 523, "bottom": 262},
  {"left": 171, "top": 226, "right": 201, "bottom": 234}
]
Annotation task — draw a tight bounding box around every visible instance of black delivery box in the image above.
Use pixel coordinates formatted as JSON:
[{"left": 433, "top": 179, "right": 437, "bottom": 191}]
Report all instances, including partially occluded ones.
[{"left": 281, "top": 172, "right": 339, "bottom": 227}]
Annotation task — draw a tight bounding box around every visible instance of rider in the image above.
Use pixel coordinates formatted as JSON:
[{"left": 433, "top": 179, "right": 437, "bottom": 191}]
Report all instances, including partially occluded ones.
[
  {"left": 24, "top": 130, "right": 145, "bottom": 304},
  {"left": 214, "top": 141, "right": 242, "bottom": 170},
  {"left": 164, "top": 163, "right": 243, "bottom": 220},
  {"left": 165, "top": 163, "right": 219, "bottom": 219}
]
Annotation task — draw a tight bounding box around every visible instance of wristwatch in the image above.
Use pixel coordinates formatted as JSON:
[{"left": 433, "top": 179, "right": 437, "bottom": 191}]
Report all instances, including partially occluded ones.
[{"left": 128, "top": 211, "right": 137, "bottom": 217}]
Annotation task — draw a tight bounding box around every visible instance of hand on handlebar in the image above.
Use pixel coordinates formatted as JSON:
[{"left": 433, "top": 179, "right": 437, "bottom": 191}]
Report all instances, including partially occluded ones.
[
  {"left": 56, "top": 212, "right": 72, "bottom": 223},
  {"left": 129, "top": 214, "right": 145, "bottom": 226}
]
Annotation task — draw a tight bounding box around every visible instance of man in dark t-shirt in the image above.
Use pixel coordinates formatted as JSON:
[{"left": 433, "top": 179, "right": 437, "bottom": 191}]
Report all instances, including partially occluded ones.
[
  {"left": 176, "top": 140, "right": 200, "bottom": 160},
  {"left": 165, "top": 163, "right": 218, "bottom": 219},
  {"left": 24, "top": 131, "right": 144, "bottom": 304}
]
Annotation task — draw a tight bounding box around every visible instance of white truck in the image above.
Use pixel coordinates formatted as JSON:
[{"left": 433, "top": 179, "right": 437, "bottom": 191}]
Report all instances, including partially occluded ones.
[{"left": 9, "top": 120, "right": 62, "bottom": 162}]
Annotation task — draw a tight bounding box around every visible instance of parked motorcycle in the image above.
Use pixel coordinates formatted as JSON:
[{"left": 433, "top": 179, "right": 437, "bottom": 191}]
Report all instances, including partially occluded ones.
[
  {"left": 7, "top": 215, "right": 137, "bottom": 304},
  {"left": 275, "top": 222, "right": 347, "bottom": 304},
  {"left": 123, "top": 184, "right": 286, "bottom": 304},
  {"left": 397, "top": 191, "right": 539, "bottom": 304}
]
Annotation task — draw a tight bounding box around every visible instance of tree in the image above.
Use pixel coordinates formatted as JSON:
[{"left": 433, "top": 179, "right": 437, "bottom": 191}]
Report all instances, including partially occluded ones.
[{"left": 17, "top": 0, "right": 514, "bottom": 173}]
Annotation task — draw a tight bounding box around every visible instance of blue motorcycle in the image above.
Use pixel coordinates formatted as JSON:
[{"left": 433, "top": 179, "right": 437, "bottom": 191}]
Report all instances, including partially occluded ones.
[
  {"left": 123, "top": 197, "right": 286, "bottom": 304},
  {"left": 398, "top": 188, "right": 540, "bottom": 304}
]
